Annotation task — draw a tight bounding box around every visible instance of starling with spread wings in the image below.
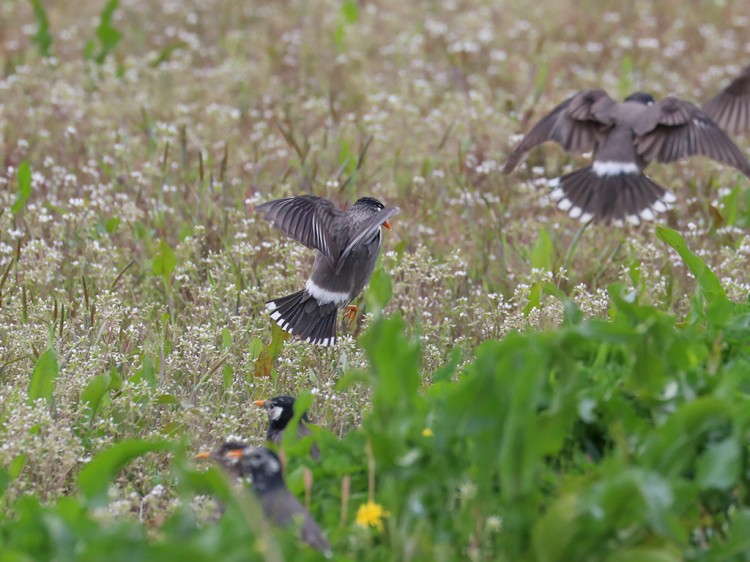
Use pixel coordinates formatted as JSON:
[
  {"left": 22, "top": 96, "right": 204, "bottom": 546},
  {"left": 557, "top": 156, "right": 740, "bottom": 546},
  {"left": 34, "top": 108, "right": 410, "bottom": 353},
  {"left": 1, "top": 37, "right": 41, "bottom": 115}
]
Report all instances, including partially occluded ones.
[
  {"left": 257, "top": 195, "right": 399, "bottom": 346},
  {"left": 505, "top": 89, "right": 750, "bottom": 224}
]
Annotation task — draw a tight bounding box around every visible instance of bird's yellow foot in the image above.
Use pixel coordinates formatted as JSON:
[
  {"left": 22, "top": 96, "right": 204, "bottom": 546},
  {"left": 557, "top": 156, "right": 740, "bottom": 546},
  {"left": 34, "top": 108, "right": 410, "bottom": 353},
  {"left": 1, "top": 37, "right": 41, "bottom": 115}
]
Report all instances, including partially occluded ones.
[{"left": 344, "top": 304, "right": 358, "bottom": 324}]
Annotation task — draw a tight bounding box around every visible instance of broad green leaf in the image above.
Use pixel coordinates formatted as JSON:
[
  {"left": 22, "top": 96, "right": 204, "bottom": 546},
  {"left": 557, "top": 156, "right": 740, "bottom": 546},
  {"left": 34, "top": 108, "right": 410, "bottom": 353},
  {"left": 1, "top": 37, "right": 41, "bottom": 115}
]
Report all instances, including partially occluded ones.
[
  {"left": 247, "top": 337, "right": 264, "bottom": 360},
  {"left": 656, "top": 226, "right": 726, "bottom": 302},
  {"left": 341, "top": 0, "right": 359, "bottom": 23},
  {"left": 105, "top": 216, "right": 121, "bottom": 233},
  {"left": 532, "top": 494, "right": 577, "bottom": 562},
  {"left": 616, "top": 55, "right": 633, "bottom": 100},
  {"left": 222, "top": 363, "right": 233, "bottom": 389},
  {"left": 29, "top": 0, "right": 53, "bottom": 57},
  {"left": 85, "top": 0, "right": 122, "bottom": 64},
  {"left": 531, "top": 227, "right": 553, "bottom": 271},
  {"left": 9, "top": 454, "right": 27, "bottom": 479},
  {"left": 131, "top": 354, "right": 156, "bottom": 386},
  {"left": 695, "top": 436, "right": 741, "bottom": 490},
  {"left": 253, "top": 323, "right": 288, "bottom": 378},
  {"left": 12, "top": 161, "right": 32, "bottom": 215},
  {"left": 78, "top": 439, "right": 173, "bottom": 504},
  {"left": 607, "top": 546, "right": 682, "bottom": 562},
  {"left": 712, "top": 509, "right": 750, "bottom": 559},
  {"left": 152, "top": 239, "right": 177, "bottom": 283},
  {"left": 365, "top": 266, "right": 392, "bottom": 316},
  {"left": 221, "top": 328, "right": 232, "bottom": 349},
  {"left": 28, "top": 349, "right": 59, "bottom": 404},
  {"left": 80, "top": 372, "right": 111, "bottom": 420}
]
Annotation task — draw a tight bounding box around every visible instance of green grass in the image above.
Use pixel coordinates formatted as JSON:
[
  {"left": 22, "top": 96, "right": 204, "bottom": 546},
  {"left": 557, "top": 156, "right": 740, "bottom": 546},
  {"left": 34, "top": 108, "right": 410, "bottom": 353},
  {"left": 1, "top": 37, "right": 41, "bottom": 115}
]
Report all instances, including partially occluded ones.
[{"left": 1, "top": 0, "right": 750, "bottom": 560}]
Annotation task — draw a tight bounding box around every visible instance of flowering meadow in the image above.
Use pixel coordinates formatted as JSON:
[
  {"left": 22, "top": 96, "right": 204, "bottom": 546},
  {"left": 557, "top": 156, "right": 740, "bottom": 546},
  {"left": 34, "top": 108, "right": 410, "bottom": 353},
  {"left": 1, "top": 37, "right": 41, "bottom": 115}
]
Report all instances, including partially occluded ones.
[{"left": 1, "top": 0, "right": 750, "bottom": 560}]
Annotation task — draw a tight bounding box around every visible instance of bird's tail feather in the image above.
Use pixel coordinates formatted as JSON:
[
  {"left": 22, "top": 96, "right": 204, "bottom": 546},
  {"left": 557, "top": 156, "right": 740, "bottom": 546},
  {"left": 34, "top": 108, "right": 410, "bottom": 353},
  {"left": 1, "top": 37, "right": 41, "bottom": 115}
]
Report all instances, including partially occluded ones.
[
  {"left": 549, "top": 166, "right": 675, "bottom": 225},
  {"left": 266, "top": 290, "right": 338, "bottom": 346}
]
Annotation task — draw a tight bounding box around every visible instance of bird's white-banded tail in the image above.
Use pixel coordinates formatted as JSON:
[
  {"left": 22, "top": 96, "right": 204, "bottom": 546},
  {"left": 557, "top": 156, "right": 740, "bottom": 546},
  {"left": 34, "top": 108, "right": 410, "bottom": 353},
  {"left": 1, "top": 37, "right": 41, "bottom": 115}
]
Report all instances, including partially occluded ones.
[
  {"left": 549, "top": 166, "right": 674, "bottom": 225},
  {"left": 265, "top": 290, "right": 338, "bottom": 346}
]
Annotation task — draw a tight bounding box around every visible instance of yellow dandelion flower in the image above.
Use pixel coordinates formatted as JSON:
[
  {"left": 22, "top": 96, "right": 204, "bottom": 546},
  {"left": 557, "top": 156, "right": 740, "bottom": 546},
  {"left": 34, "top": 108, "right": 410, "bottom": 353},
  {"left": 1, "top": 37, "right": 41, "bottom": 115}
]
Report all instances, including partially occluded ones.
[
  {"left": 422, "top": 428, "right": 433, "bottom": 437},
  {"left": 355, "top": 501, "right": 389, "bottom": 532}
]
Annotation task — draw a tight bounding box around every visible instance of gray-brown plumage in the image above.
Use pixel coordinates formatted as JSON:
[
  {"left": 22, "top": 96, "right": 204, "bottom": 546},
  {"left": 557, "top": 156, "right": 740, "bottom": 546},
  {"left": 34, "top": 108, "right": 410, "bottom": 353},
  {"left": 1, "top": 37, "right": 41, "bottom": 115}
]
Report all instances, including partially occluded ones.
[
  {"left": 257, "top": 195, "right": 399, "bottom": 346},
  {"left": 206, "top": 443, "right": 332, "bottom": 556},
  {"left": 703, "top": 65, "right": 750, "bottom": 135},
  {"left": 504, "top": 89, "right": 750, "bottom": 225},
  {"left": 255, "top": 395, "right": 320, "bottom": 460}
]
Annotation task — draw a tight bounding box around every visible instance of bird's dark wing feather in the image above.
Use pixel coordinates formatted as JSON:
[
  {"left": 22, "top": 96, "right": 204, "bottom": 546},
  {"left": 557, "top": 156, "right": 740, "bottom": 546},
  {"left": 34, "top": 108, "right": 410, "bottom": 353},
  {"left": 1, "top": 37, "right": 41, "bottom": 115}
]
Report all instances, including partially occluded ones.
[
  {"left": 702, "top": 65, "right": 750, "bottom": 135},
  {"left": 635, "top": 97, "right": 750, "bottom": 176},
  {"left": 256, "top": 196, "right": 343, "bottom": 265},
  {"left": 503, "top": 89, "right": 616, "bottom": 173},
  {"left": 336, "top": 207, "right": 400, "bottom": 274}
]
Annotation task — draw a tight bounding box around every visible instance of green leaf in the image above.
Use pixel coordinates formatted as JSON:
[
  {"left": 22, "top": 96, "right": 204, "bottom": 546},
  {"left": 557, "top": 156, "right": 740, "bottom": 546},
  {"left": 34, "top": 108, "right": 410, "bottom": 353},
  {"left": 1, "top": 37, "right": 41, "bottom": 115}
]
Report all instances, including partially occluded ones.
[
  {"left": 221, "top": 328, "right": 232, "bottom": 349},
  {"left": 131, "top": 354, "right": 156, "bottom": 387},
  {"left": 341, "top": 0, "right": 359, "bottom": 23},
  {"left": 656, "top": 226, "right": 726, "bottom": 302},
  {"left": 247, "top": 337, "right": 264, "bottom": 360},
  {"left": 86, "top": 0, "right": 122, "bottom": 64},
  {"left": 28, "top": 349, "right": 59, "bottom": 404},
  {"left": 532, "top": 494, "right": 578, "bottom": 562},
  {"left": 222, "top": 363, "right": 233, "bottom": 390},
  {"left": 80, "top": 372, "right": 111, "bottom": 421},
  {"left": 253, "top": 324, "right": 288, "bottom": 378},
  {"left": 9, "top": 454, "right": 27, "bottom": 479},
  {"left": 695, "top": 436, "right": 741, "bottom": 490},
  {"left": 78, "top": 439, "right": 173, "bottom": 504},
  {"left": 152, "top": 239, "right": 177, "bottom": 283},
  {"left": 531, "top": 227, "right": 553, "bottom": 271},
  {"left": 617, "top": 55, "right": 633, "bottom": 100},
  {"left": 713, "top": 509, "right": 750, "bottom": 559},
  {"left": 607, "top": 546, "right": 682, "bottom": 562},
  {"left": 333, "top": 0, "right": 359, "bottom": 50},
  {"left": 29, "top": 0, "right": 53, "bottom": 57},
  {"left": 105, "top": 216, "right": 121, "bottom": 233},
  {"left": 365, "top": 267, "right": 392, "bottom": 316},
  {"left": 12, "top": 161, "right": 32, "bottom": 215}
]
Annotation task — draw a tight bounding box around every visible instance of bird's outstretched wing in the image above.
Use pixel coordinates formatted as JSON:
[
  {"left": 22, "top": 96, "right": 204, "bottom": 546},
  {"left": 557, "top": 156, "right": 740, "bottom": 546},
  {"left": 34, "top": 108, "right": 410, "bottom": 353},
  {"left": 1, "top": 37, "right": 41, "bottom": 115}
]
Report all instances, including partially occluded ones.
[
  {"left": 702, "top": 65, "right": 750, "bottom": 135},
  {"left": 336, "top": 207, "right": 400, "bottom": 274},
  {"left": 256, "top": 195, "right": 343, "bottom": 265},
  {"left": 635, "top": 97, "right": 750, "bottom": 176},
  {"left": 503, "top": 89, "right": 617, "bottom": 173}
]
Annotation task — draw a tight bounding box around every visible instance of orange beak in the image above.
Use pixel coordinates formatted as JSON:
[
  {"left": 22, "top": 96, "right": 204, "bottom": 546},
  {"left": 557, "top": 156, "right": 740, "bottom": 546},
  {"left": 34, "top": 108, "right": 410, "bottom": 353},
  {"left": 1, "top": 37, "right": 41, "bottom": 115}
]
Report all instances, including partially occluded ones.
[
  {"left": 196, "top": 451, "right": 211, "bottom": 460},
  {"left": 254, "top": 399, "right": 266, "bottom": 407},
  {"left": 383, "top": 221, "right": 391, "bottom": 230},
  {"left": 226, "top": 449, "right": 244, "bottom": 459}
]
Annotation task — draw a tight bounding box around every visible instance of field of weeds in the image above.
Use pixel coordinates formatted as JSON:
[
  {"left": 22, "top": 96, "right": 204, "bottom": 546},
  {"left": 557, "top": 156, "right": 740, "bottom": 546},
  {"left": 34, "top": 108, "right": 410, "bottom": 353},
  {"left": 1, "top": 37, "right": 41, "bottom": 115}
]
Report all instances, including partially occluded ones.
[{"left": 1, "top": 0, "right": 750, "bottom": 560}]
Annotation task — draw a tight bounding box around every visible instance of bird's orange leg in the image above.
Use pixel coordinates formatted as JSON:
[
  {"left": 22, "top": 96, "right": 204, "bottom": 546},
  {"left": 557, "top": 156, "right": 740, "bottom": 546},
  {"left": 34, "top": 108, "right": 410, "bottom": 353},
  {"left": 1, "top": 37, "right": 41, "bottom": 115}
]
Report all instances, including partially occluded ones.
[{"left": 344, "top": 304, "right": 358, "bottom": 324}]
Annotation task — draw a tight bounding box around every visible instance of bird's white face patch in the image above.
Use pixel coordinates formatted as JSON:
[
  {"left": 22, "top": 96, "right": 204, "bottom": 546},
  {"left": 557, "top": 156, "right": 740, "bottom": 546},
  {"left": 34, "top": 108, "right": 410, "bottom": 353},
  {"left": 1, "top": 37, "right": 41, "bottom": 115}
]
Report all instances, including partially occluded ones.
[
  {"left": 592, "top": 161, "right": 639, "bottom": 176},
  {"left": 269, "top": 406, "right": 284, "bottom": 421},
  {"left": 305, "top": 279, "right": 349, "bottom": 305}
]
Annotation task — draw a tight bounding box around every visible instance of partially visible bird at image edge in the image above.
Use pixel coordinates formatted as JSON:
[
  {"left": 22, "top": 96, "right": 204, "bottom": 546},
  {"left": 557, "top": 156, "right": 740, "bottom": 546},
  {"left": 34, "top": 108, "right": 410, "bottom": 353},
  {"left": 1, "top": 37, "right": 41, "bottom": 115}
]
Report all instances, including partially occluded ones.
[
  {"left": 257, "top": 195, "right": 399, "bottom": 347},
  {"left": 703, "top": 64, "right": 750, "bottom": 135}
]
